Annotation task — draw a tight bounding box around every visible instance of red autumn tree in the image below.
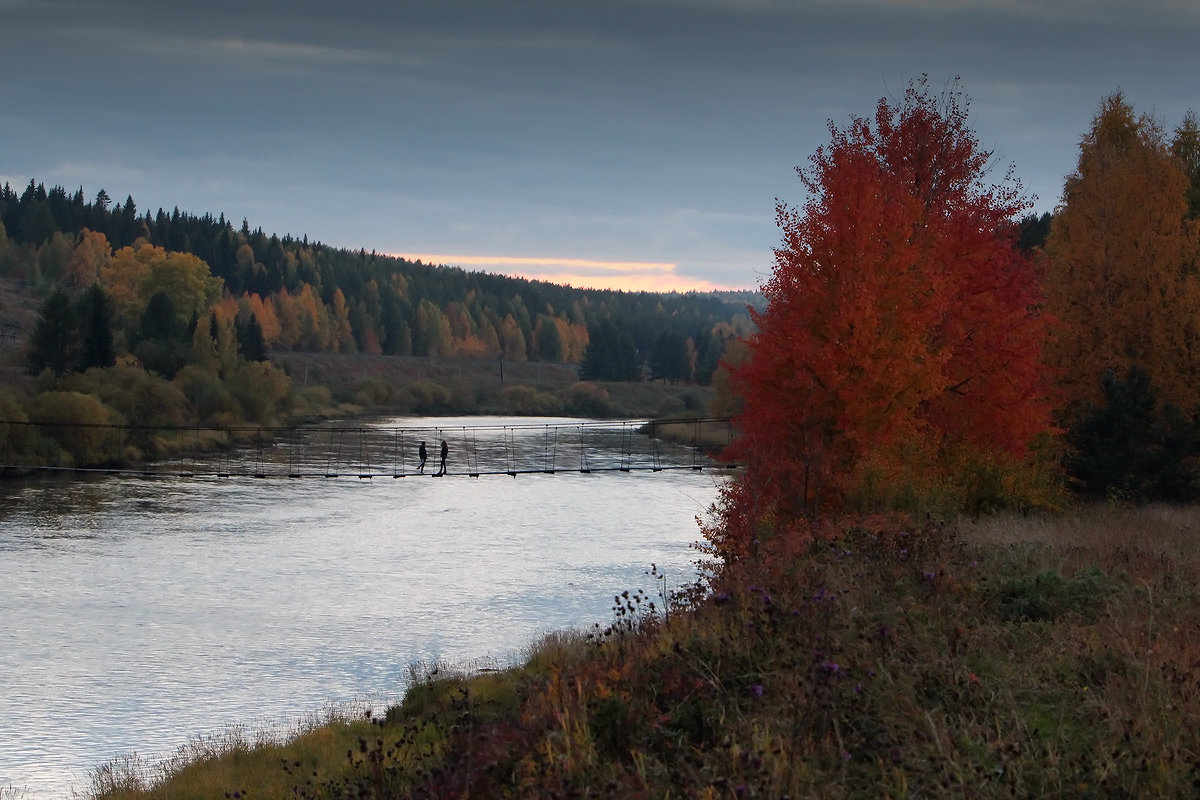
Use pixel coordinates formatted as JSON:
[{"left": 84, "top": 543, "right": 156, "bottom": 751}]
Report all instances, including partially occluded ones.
[{"left": 723, "top": 76, "right": 1054, "bottom": 541}]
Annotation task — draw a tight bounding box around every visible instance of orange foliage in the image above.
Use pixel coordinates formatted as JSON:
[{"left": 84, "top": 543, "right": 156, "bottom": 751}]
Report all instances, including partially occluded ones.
[
  {"left": 100, "top": 240, "right": 222, "bottom": 329},
  {"left": 1042, "top": 92, "right": 1200, "bottom": 416},
  {"left": 727, "top": 77, "right": 1054, "bottom": 527},
  {"left": 274, "top": 284, "right": 333, "bottom": 351},
  {"left": 360, "top": 325, "right": 383, "bottom": 356},
  {"left": 499, "top": 314, "right": 527, "bottom": 361},
  {"left": 65, "top": 229, "right": 111, "bottom": 288},
  {"left": 452, "top": 334, "right": 491, "bottom": 358},
  {"left": 241, "top": 292, "right": 281, "bottom": 347},
  {"left": 330, "top": 288, "right": 354, "bottom": 353},
  {"left": 214, "top": 294, "right": 239, "bottom": 326},
  {"left": 563, "top": 322, "right": 589, "bottom": 363}
]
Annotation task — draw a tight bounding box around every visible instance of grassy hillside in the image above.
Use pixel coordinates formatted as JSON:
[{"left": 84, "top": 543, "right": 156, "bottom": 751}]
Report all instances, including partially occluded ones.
[{"left": 85, "top": 504, "right": 1200, "bottom": 799}]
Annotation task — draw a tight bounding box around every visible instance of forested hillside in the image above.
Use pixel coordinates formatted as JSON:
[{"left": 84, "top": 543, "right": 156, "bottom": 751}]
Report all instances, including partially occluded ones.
[
  {"left": 0, "top": 181, "right": 758, "bottom": 470},
  {"left": 0, "top": 181, "right": 756, "bottom": 384}
]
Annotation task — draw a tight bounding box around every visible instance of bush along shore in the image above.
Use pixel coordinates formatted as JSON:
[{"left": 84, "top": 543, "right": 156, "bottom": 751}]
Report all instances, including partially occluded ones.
[
  {"left": 85, "top": 503, "right": 1200, "bottom": 799},
  {"left": 0, "top": 351, "right": 716, "bottom": 476}
]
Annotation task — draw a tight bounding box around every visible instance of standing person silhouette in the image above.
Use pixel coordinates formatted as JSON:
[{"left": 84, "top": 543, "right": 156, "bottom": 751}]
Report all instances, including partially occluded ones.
[
  {"left": 417, "top": 441, "right": 428, "bottom": 474},
  {"left": 435, "top": 439, "right": 448, "bottom": 476}
]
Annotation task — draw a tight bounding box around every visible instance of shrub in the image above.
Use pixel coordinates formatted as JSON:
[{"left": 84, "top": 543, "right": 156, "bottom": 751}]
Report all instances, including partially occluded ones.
[
  {"left": 64, "top": 365, "right": 194, "bottom": 428},
  {"left": 353, "top": 376, "right": 395, "bottom": 407},
  {"left": 173, "top": 364, "right": 240, "bottom": 426},
  {"left": 992, "top": 565, "right": 1109, "bottom": 622},
  {"left": 396, "top": 381, "right": 451, "bottom": 414},
  {"left": 0, "top": 388, "right": 33, "bottom": 465},
  {"left": 229, "top": 361, "right": 292, "bottom": 425},
  {"left": 291, "top": 384, "right": 335, "bottom": 419},
  {"left": 499, "top": 384, "right": 563, "bottom": 415},
  {"left": 560, "top": 381, "right": 614, "bottom": 417},
  {"left": 25, "top": 390, "right": 119, "bottom": 466}
]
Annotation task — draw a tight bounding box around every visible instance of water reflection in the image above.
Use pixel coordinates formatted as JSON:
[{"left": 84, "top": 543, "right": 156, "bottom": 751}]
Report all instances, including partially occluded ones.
[{"left": 0, "top": 417, "right": 726, "bottom": 799}]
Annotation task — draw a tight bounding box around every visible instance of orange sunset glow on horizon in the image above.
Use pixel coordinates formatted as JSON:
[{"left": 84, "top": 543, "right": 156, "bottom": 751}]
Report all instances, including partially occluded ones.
[{"left": 393, "top": 253, "right": 748, "bottom": 293}]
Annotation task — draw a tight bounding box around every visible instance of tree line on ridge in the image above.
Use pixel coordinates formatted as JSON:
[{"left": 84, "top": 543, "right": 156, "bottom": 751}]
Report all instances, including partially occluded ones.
[{"left": 0, "top": 184, "right": 756, "bottom": 385}]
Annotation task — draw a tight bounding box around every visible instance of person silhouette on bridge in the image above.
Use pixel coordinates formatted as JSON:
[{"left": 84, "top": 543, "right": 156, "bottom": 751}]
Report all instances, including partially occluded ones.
[
  {"left": 418, "top": 441, "right": 428, "bottom": 474},
  {"left": 435, "top": 439, "right": 448, "bottom": 476}
]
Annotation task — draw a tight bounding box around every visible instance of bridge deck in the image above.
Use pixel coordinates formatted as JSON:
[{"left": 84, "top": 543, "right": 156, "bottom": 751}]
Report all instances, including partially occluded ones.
[{"left": 1, "top": 417, "right": 740, "bottom": 479}]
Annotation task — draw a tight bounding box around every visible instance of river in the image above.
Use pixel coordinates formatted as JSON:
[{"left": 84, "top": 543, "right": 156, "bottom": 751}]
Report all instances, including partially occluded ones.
[{"left": 0, "top": 416, "right": 726, "bottom": 799}]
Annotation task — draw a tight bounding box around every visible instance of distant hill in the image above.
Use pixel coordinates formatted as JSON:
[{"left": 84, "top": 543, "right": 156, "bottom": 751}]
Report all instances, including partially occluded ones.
[{"left": 1, "top": 179, "right": 759, "bottom": 385}]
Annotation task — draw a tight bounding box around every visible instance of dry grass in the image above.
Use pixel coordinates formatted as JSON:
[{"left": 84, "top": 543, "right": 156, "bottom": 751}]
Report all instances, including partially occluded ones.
[
  {"left": 965, "top": 502, "right": 1200, "bottom": 562},
  {"left": 87, "top": 504, "right": 1200, "bottom": 799}
]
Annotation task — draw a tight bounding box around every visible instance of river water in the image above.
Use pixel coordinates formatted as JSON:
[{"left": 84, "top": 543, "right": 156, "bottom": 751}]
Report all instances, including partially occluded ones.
[{"left": 0, "top": 416, "right": 726, "bottom": 799}]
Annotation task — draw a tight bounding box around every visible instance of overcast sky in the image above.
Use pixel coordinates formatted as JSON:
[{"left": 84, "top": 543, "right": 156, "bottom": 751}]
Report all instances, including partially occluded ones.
[{"left": 2, "top": 0, "right": 1197, "bottom": 291}]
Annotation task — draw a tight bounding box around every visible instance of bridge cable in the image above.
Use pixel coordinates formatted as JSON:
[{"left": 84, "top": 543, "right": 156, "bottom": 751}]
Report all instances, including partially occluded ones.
[{"left": 578, "top": 425, "right": 590, "bottom": 474}]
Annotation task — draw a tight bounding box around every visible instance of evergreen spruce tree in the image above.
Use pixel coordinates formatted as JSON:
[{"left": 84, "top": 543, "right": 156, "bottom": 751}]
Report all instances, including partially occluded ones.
[
  {"left": 651, "top": 330, "right": 690, "bottom": 383},
  {"left": 238, "top": 313, "right": 269, "bottom": 362},
  {"left": 27, "top": 288, "right": 78, "bottom": 377},
  {"left": 1066, "top": 366, "right": 1200, "bottom": 502},
  {"left": 76, "top": 284, "right": 115, "bottom": 371}
]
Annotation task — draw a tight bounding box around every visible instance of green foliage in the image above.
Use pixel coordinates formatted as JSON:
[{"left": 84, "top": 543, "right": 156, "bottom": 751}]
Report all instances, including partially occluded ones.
[
  {"left": 236, "top": 312, "right": 268, "bottom": 362},
  {"left": 25, "top": 390, "right": 118, "bottom": 465},
  {"left": 992, "top": 565, "right": 1108, "bottom": 622},
  {"left": 26, "top": 287, "right": 77, "bottom": 377},
  {"left": 172, "top": 364, "right": 240, "bottom": 426},
  {"left": 1066, "top": 366, "right": 1200, "bottom": 502},
  {"left": 63, "top": 365, "right": 193, "bottom": 429},
  {"left": 291, "top": 384, "right": 335, "bottom": 419},
  {"left": 0, "top": 388, "right": 33, "bottom": 464},
  {"left": 58, "top": 365, "right": 194, "bottom": 459},
  {"left": 134, "top": 290, "right": 185, "bottom": 343},
  {"left": 77, "top": 284, "right": 117, "bottom": 371},
  {"left": 559, "top": 381, "right": 613, "bottom": 417},
  {"left": 228, "top": 361, "right": 292, "bottom": 425},
  {"left": 130, "top": 291, "right": 191, "bottom": 378},
  {"left": 352, "top": 376, "right": 397, "bottom": 407},
  {"left": 36, "top": 231, "right": 72, "bottom": 286},
  {"left": 533, "top": 314, "right": 563, "bottom": 361},
  {"left": 498, "top": 385, "right": 563, "bottom": 415},
  {"left": 844, "top": 443, "right": 1066, "bottom": 521},
  {"left": 394, "top": 381, "right": 452, "bottom": 415},
  {"left": 1016, "top": 210, "right": 1054, "bottom": 252},
  {"left": 580, "top": 320, "right": 639, "bottom": 381},
  {"left": 650, "top": 329, "right": 690, "bottom": 383}
]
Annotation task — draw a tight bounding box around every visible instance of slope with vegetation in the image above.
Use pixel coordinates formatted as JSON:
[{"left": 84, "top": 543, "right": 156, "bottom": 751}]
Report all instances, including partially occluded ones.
[
  {"left": 0, "top": 185, "right": 755, "bottom": 383},
  {"left": 0, "top": 182, "right": 755, "bottom": 469},
  {"left": 85, "top": 506, "right": 1200, "bottom": 799},
  {"left": 29, "top": 77, "right": 1200, "bottom": 797}
]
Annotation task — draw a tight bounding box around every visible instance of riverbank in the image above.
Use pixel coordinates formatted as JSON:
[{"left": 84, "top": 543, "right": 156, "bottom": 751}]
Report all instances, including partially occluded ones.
[
  {"left": 83, "top": 503, "right": 1200, "bottom": 799},
  {"left": 1, "top": 345, "right": 719, "bottom": 477},
  {"left": 2, "top": 454, "right": 717, "bottom": 800},
  {"left": 273, "top": 351, "right": 714, "bottom": 421}
]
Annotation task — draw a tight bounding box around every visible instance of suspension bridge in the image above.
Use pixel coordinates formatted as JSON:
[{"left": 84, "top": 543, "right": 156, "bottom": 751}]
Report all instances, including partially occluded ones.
[{"left": 0, "top": 416, "right": 740, "bottom": 480}]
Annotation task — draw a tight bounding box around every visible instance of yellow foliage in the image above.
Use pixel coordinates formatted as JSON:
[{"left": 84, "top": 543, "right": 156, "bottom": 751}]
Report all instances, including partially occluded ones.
[
  {"left": 229, "top": 361, "right": 291, "bottom": 424},
  {"left": 100, "top": 241, "right": 223, "bottom": 330},
  {"left": 25, "top": 390, "right": 119, "bottom": 465},
  {"left": 1043, "top": 92, "right": 1200, "bottom": 416},
  {"left": 66, "top": 229, "right": 112, "bottom": 288}
]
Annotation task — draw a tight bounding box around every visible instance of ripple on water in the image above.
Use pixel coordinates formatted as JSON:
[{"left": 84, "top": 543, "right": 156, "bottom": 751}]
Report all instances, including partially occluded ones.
[{"left": 1, "top": 435, "right": 724, "bottom": 799}]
